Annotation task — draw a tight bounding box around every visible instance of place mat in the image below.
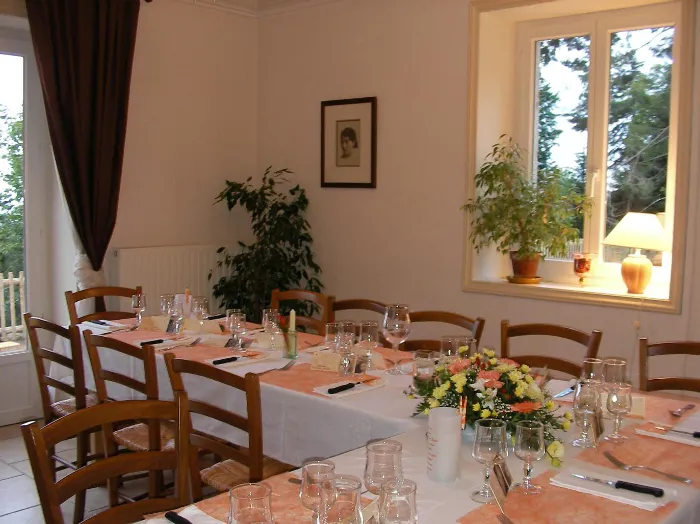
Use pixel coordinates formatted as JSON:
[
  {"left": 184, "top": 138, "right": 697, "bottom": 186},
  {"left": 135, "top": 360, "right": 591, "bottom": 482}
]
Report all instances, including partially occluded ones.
[
  {"left": 576, "top": 424, "right": 700, "bottom": 484},
  {"left": 260, "top": 363, "right": 377, "bottom": 397},
  {"left": 644, "top": 395, "right": 698, "bottom": 427},
  {"left": 635, "top": 422, "right": 700, "bottom": 448},
  {"left": 456, "top": 470, "right": 678, "bottom": 524}
]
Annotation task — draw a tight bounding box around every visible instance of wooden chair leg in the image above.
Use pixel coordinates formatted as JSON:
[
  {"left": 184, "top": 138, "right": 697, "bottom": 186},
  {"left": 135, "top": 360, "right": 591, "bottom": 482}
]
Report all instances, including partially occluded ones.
[{"left": 72, "top": 432, "right": 89, "bottom": 524}]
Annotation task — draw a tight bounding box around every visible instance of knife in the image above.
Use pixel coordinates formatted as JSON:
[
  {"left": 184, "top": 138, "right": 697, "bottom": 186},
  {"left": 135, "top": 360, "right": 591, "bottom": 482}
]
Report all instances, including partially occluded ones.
[
  {"left": 654, "top": 426, "right": 700, "bottom": 438},
  {"left": 571, "top": 473, "right": 664, "bottom": 497},
  {"left": 206, "top": 313, "right": 226, "bottom": 320},
  {"left": 328, "top": 377, "right": 377, "bottom": 394},
  {"left": 212, "top": 356, "right": 239, "bottom": 366},
  {"left": 164, "top": 511, "right": 193, "bottom": 524},
  {"left": 553, "top": 386, "right": 575, "bottom": 399},
  {"left": 140, "top": 339, "right": 164, "bottom": 346}
]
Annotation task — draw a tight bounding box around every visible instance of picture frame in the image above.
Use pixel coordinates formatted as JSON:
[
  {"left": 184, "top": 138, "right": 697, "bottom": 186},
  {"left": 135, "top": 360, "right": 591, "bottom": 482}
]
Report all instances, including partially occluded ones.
[{"left": 321, "top": 96, "right": 377, "bottom": 188}]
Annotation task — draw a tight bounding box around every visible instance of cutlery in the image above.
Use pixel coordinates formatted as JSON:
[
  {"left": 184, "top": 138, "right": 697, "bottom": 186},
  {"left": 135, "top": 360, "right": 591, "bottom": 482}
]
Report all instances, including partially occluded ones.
[
  {"left": 553, "top": 386, "right": 575, "bottom": 399},
  {"left": 571, "top": 473, "right": 664, "bottom": 497},
  {"left": 328, "top": 377, "right": 378, "bottom": 394},
  {"left": 603, "top": 451, "right": 691, "bottom": 484},
  {"left": 259, "top": 360, "right": 296, "bottom": 375},
  {"left": 496, "top": 514, "right": 516, "bottom": 524},
  {"left": 654, "top": 425, "right": 700, "bottom": 438},
  {"left": 140, "top": 339, "right": 164, "bottom": 346},
  {"left": 303, "top": 341, "right": 326, "bottom": 349},
  {"left": 212, "top": 356, "right": 240, "bottom": 366},
  {"left": 669, "top": 404, "right": 695, "bottom": 417},
  {"left": 288, "top": 477, "right": 302, "bottom": 485},
  {"left": 205, "top": 313, "right": 226, "bottom": 320},
  {"left": 164, "top": 511, "right": 193, "bottom": 524}
]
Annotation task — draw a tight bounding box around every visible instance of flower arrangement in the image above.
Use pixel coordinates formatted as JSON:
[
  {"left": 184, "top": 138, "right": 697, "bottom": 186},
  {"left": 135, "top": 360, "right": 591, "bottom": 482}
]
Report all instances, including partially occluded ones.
[{"left": 413, "top": 349, "right": 571, "bottom": 466}]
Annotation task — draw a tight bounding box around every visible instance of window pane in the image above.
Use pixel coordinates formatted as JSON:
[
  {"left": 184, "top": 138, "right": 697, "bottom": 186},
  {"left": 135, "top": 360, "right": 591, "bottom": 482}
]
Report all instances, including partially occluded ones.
[
  {"left": 534, "top": 36, "right": 590, "bottom": 259},
  {"left": 604, "top": 26, "right": 674, "bottom": 264}
]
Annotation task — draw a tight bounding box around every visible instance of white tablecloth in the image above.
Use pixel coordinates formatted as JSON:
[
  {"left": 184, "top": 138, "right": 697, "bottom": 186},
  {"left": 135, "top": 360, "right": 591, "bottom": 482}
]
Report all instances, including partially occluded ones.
[{"left": 51, "top": 327, "right": 421, "bottom": 466}]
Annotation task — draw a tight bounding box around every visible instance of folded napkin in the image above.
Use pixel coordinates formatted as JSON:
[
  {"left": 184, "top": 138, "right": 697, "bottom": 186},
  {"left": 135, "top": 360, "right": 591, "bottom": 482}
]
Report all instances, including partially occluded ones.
[
  {"left": 82, "top": 320, "right": 127, "bottom": 333},
  {"left": 254, "top": 332, "right": 285, "bottom": 349},
  {"left": 550, "top": 467, "right": 676, "bottom": 511},
  {"left": 636, "top": 421, "right": 700, "bottom": 447},
  {"left": 197, "top": 334, "right": 232, "bottom": 347},
  {"left": 312, "top": 378, "right": 386, "bottom": 399},
  {"left": 183, "top": 318, "right": 225, "bottom": 334},
  {"left": 144, "top": 505, "right": 224, "bottom": 523},
  {"left": 547, "top": 378, "right": 577, "bottom": 399},
  {"left": 138, "top": 316, "right": 169, "bottom": 332},
  {"left": 135, "top": 336, "right": 196, "bottom": 351}
]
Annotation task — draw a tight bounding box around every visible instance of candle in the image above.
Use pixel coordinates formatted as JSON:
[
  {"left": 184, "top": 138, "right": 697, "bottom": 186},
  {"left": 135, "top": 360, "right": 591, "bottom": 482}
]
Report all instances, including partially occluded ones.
[{"left": 289, "top": 309, "right": 296, "bottom": 332}]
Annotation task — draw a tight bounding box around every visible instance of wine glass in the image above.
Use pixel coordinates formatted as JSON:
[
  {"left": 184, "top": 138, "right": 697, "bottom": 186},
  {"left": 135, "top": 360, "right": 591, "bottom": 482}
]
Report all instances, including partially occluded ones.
[
  {"left": 262, "top": 308, "right": 279, "bottom": 333},
  {"left": 229, "top": 313, "right": 248, "bottom": 350},
  {"left": 471, "top": 418, "right": 506, "bottom": 504},
  {"left": 301, "top": 460, "right": 335, "bottom": 524},
  {"left": 159, "top": 294, "right": 175, "bottom": 315},
  {"left": 573, "top": 253, "right": 592, "bottom": 284},
  {"left": 228, "top": 483, "right": 273, "bottom": 524},
  {"left": 191, "top": 297, "right": 209, "bottom": 334},
  {"left": 339, "top": 320, "right": 357, "bottom": 345},
  {"left": 382, "top": 305, "right": 412, "bottom": 375},
  {"left": 603, "top": 358, "right": 627, "bottom": 388},
  {"left": 605, "top": 382, "right": 632, "bottom": 443},
  {"left": 513, "top": 421, "right": 546, "bottom": 495},
  {"left": 325, "top": 322, "right": 343, "bottom": 352},
  {"left": 581, "top": 357, "right": 604, "bottom": 384},
  {"left": 167, "top": 301, "right": 185, "bottom": 337},
  {"left": 131, "top": 293, "right": 147, "bottom": 327},
  {"left": 572, "top": 379, "right": 600, "bottom": 448},
  {"left": 359, "top": 321, "right": 379, "bottom": 370}
]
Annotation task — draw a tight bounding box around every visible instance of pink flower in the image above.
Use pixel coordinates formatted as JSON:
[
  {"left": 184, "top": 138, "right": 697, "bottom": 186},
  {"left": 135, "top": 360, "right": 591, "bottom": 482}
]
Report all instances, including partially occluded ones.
[
  {"left": 499, "top": 358, "right": 520, "bottom": 367},
  {"left": 477, "top": 370, "right": 503, "bottom": 389},
  {"left": 448, "top": 359, "right": 473, "bottom": 375},
  {"left": 511, "top": 401, "right": 542, "bottom": 413}
]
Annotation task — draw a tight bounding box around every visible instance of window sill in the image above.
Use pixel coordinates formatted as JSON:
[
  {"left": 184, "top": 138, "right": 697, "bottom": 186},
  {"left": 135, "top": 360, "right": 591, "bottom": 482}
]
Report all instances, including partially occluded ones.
[{"left": 462, "top": 276, "right": 677, "bottom": 314}]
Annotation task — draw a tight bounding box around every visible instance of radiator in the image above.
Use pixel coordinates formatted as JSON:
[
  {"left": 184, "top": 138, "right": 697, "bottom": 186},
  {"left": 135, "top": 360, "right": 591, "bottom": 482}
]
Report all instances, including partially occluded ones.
[{"left": 106, "top": 245, "right": 229, "bottom": 314}]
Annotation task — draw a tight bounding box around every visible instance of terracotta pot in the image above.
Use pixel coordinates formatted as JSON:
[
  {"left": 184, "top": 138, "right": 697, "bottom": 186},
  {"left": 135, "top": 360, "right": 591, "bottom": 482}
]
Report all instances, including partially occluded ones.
[{"left": 509, "top": 251, "right": 540, "bottom": 278}]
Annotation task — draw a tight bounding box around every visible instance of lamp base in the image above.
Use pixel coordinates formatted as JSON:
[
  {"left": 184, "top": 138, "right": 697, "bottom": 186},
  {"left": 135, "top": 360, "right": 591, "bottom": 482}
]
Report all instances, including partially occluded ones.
[{"left": 621, "top": 251, "right": 652, "bottom": 294}]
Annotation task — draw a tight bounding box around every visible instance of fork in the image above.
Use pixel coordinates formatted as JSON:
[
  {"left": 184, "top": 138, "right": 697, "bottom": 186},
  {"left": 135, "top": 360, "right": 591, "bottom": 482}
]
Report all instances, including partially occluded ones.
[
  {"left": 603, "top": 451, "right": 691, "bottom": 484},
  {"left": 496, "top": 513, "right": 516, "bottom": 524},
  {"left": 669, "top": 404, "right": 695, "bottom": 417},
  {"left": 259, "top": 360, "right": 296, "bottom": 375}
]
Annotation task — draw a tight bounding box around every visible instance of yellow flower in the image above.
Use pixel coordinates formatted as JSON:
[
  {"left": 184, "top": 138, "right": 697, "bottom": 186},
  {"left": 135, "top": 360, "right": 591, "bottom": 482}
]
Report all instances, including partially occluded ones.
[
  {"left": 423, "top": 407, "right": 430, "bottom": 415},
  {"left": 527, "top": 382, "right": 544, "bottom": 401},
  {"left": 562, "top": 420, "right": 571, "bottom": 431},
  {"left": 545, "top": 400, "right": 555, "bottom": 411},
  {"left": 525, "top": 375, "right": 534, "bottom": 384},
  {"left": 429, "top": 398, "right": 440, "bottom": 408},
  {"left": 546, "top": 441, "right": 565, "bottom": 459},
  {"left": 455, "top": 385, "right": 464, "bottom": 394},
  {"left": 483, "top": 349, "right": 495, "bottom": 358},
  {"left": 432, "top": 387, "right": 446, "bottom": 400},
  {"left": 458, "top": 345, "right": 469, "bottom": 354},
  {"left": 472, "top": 403, "right": 481, "bottom": 412},
  {"left": 480, "top": 409, "right": 491, "bottom": 418},
  {"left": 515, "top": 384, "right": 526, "bottom": 398},
  {"left": 508, "top": 370, "right": 524, "bottom": 382},
  {"left": 451, "top": 374, "right": 467, "bottom": 387},
  {"left": 488, "top": 358, "right": 498, "bottom": 365},
  {"left": 491, "top": 411, "right": 499, "bottom": 417},
  {"left": 564, "top": 411, "right": 573, "bottom": 420},
  {"left": 496, "top": 363, "right": 516, "bottom": 373},
  {"left": 520, "top": 364, "right": 531, "bottom": 373},
  {"left": 470, "top": 355, "right": 478, "bottom": 362}
]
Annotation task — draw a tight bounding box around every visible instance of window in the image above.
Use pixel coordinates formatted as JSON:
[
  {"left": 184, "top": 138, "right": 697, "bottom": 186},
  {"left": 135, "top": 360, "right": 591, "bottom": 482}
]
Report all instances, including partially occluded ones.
[{"left": 465, "top": 0, "right": 694, "bottom": 312}]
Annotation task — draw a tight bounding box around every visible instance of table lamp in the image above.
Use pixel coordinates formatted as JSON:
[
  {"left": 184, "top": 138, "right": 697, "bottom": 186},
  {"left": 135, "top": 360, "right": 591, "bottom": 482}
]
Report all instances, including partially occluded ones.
[{"left": 602, "top": 212, "right": 671, "bottom": 294}]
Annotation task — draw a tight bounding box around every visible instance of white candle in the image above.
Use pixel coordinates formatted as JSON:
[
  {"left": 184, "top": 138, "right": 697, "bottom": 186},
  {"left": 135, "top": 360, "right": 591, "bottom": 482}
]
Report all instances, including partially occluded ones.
[{"left": 289, "top": 309, "right": 296, "bottom": 332}]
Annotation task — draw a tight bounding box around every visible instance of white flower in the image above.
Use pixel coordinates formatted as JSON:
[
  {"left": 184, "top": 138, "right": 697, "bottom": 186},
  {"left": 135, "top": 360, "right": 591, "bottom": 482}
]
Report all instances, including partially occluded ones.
[{"left": 470, "top": 378, "right": 486, "bottom": 392}]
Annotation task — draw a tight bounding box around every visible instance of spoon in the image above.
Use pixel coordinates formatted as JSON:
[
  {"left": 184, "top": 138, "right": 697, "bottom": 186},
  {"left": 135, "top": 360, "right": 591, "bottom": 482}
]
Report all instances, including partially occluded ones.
[{"left": 669, "top": 404, "right": 695, "bottom": 417}]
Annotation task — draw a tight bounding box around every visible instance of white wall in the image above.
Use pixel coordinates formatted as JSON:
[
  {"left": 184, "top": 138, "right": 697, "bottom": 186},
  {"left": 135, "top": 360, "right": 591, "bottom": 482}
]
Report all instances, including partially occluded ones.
[{"left": 257, "top": 0, "right": 699, "bottom": 379}]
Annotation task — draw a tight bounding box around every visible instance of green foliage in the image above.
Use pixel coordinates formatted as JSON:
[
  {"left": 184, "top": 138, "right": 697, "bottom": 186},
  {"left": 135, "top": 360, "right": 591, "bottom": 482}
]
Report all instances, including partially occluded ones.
[
  {"left": 0, "top": 106, "right": 24, "bottom": 275},
  {"left": 208, "top": 167, "right": 323, "bottom": 323},
  {"left": 537, "top": 80, "right": 562, "bottom": 173},
  {"left": 462, "top": 136, "right": 591, "bottom": 259}
]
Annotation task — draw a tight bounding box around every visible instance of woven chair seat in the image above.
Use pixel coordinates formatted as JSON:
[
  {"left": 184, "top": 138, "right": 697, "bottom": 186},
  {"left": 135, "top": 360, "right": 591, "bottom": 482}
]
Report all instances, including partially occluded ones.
[
  {"left": 200, "top": 457, "right": 293, "bottom": 492},
  {"left": 50, "top": 393, "right": 99, "bottom": 417},
  {"left": 113, "top": 421, "right": 176, "bottom": 452}
]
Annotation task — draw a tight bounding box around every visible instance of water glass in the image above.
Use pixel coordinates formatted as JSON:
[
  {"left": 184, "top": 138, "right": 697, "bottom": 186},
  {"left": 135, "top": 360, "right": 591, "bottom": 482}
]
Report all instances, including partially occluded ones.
[
  {"left": 572, "top": 379, "right": 600, "bottom": 448},
  {"left": 301, "top": 460, "right": 336, "bottom": 519},
  {"left": 262, "top": 308, "right": 280, "bottom": 334},
  {"left": 378, "top": 479, "right": 417, "bottom": 524},
  {"left": 605, "top": 382, "right": 633, "bottom": 443},
  {"left": 167, "top": 301, "right": 185, "bottom": 336},
  {"left": 603, "top": 358, "right": 627, "bottom": 388},
  {"left": 229, "top": 313, "right": 248, "bottom": 350},
  {"left": 325, "top": 322, "right": 343, "bottom": 351},
  {"left": 192, "top": 297, "right": 209, "bottom": 333},
  {"left": 228, "top": 483, "right": 272, "bottom": 524},
  {"left": 471, "top": 418, "right": 507, "bottom": 504},
  {"left": 382, "top": 305, "right": 412, "bottom": 375},
  {"left": 364, "top": 440, "right": 403, "bottom": 495},
  {"left": 226, "top": 308, "right": 243, "bottom": 329},
  {"left": 414, "top": 350, "right": 437, "bottom": 380},
  {"left": 440, "top": 335, "right": 475, "bottom": 363},
  {"left": 319, "top": 475, "right": 363, "bottom": 524},
  {"left": 513, "top": 421, "right": 546, "bottom": 495},
  {"left": 338, "top": 349, "right": 358, "bottom": 376},
  {"left": 358, "top": 320, "right": 380, "bottom": 370},
  {"left": 339, "top": 320, "right": 358, "bottom": 344},
  {"left": 131, "top": 293, "right": 147, "bottom": 326},
  {"left": 581, "top": 357, "right": 604, "bottom": 383},
  {"left": 159, "top": 294, "right": 175, "bottom": 315}
]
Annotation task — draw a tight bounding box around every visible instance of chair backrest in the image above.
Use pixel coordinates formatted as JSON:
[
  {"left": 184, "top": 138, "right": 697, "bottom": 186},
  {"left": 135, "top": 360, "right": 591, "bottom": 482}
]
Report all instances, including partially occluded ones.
[
  {"left": 22, "top": 394, "right": 190, "bottom": 524},
  {"left": 270, "top": 288, "right": 335, "bottom": 334},
  {"left": 500, "top": 320, "right": 602, "bottom": 377},
  {"left": 639, "top": 338, "right": 700, "bottom": 393},
  {"left": 164, "top": 353, "right": 264, "bottom": 482},
  {"left": 403, "top": 311, "right": 486, "bottom": 352},
  {"left": 25, "top": 313, "right": 86, "bottom": 423},
  {"left": 65, "top": 285, "right": 142, "bottom": 325},
  {"left": 84, "top": 331, "right": 159, "bottom": 402},
  {"left": 333, "top": 299, "right": 387, "bottom": 316}
]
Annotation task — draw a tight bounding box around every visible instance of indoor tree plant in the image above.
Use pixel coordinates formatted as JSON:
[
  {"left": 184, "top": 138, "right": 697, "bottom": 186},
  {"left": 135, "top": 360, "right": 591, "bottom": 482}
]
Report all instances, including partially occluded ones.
[
  {"left": 208, "top": 167, "right": 323, "bottom": 322},
  {"left": 462, "top": 135, "right": 591, "bottom": 281}
]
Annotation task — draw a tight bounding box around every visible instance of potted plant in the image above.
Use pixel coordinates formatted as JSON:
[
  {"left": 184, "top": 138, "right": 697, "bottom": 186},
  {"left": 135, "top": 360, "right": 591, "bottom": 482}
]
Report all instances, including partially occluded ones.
[
  {"left": 208, "top": 167, "right": 323, "bottom": 322},
  {"left": 462, "top": 135, "right": 591, "bottom": 282}
]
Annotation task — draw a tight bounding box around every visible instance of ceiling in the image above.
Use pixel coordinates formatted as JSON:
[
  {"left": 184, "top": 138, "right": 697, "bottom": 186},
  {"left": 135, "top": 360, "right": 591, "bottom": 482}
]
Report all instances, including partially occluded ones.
[{"left": 188, "top": 0, "right": 338, "bottom": 17}]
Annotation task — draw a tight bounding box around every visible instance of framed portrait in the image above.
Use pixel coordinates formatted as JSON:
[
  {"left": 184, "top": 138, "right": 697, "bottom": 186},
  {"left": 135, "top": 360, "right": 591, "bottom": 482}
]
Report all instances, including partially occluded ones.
[{"left": 321, "top": 97, "right": 377, "bottom": 188}]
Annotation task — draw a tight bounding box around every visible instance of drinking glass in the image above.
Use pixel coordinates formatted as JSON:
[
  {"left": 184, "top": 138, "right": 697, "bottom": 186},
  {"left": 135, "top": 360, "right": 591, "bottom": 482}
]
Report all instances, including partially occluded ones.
[
  {"left": 228, "top": 483, "right": 272, "bottom": 524},
  {"left": 573, "top": 253, "right": 592, "bottom": 284},
  {"left": 414, "top": 350, "right": 437, "bottom": 380},
  {"left": 262, "top": 308, "right": 280, "bottom": 334},
  {"left": 319, "top": 475, "right": 363, "bottom": 524},
  {"left": 364, "top": 440, "right": 403, "bottom": 495},
  {"left": 471, "top": 418, "right": 506, "bottom": 504},
  {"left": 440, "top": 335, "right": 474, "bottom": 364},
  {"left": 581, "top": 357, "right": 604, "bottom": 383},
  {"left": 359, "top": 321, "right": 380, "bottom": 370},
  {"left": 301, "top": 460, "right": 336, "bottom": 524},
  {"left": 192, "top": 297, "right": 209, "bottom": 333},
  {"left": 572, "top": 379, "right": 600, "bottom": 448},
  {"left": 605, "top": 382, "right": 633, "bottom": 443},
  {"left": 167, "top": 301, "right": 185, "bottom": 337},
  {"left": 226, "top": 308, "right": 243, "bottom": 329},
  {"left": 513, "top": 421, "right": 546, "bottom": 495},
  {"left": 378, "top": 478, "right": 417, "bottom": 524},
  {"left": 338, "top": 348, "right": 358, "bottom": 376},
  {"left": 159, "top": 294, "right": 175, "bottom": 315},
  {"left": 131, "top": 293, "right": 147, "bottom": 326},
  {"left": 382, "top": 305, "right": 412, "bottom": 375},
  {"left": 339, "top": 320, "right": 358, "bottom": 344},
  {"left": 229, "top": 313, "right": 248, "bottom": 350},
  {"left": 603, "top": 358, "right": 627, "bottom": 388},
  {"left": 325, "top": 322, "right": 343, "bottom": 351}
]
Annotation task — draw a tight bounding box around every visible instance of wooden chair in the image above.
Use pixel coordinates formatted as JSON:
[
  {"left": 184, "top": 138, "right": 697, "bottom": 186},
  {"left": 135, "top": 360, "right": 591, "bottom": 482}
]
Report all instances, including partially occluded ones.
[
  {"left": 65, "top": 285, "right": 142, "bottom": 325},
  {"left": 639, "top": 338, "right": 700, "bottom": 393},
  {"left": 84, "top": 331, "right": 174, "bottom": 502},
  {"left": 500, "top": 320, "right": 602, "bottom": 377},
  {"left": 164, "top": 353, "right": 293, "bottom": 500},
  {"left": 270, "top": 288, "right": 335, "bottom": 334},
  {"left": 403, "top": 311, "right": 486, "bottom": 352},
  {"left": 25, "top": 314, "right": 100, "bottom": 524},
  {"left": 22, "top": 394, "right": 190, "bottom": 524},
  {"left": 333, "top": 298, "right": 387, "bottom": 316}
]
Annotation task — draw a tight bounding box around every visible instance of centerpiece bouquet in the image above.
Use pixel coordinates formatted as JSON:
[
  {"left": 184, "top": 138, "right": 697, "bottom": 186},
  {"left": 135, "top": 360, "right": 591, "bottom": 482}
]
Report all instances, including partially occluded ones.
[{"left": 413, "top": 349, "right": 571, "bottom": 466}]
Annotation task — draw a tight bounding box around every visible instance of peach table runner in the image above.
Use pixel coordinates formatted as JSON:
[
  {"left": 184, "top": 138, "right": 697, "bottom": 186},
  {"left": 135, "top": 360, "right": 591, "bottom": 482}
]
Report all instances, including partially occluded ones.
[{"left": 260, "top": 363, "right": 378, "bottom": 396}]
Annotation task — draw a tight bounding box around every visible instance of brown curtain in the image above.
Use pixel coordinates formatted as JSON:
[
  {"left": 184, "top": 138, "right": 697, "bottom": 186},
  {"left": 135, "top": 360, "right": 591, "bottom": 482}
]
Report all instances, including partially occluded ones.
[{"left": 25, "top": 0, "right": 143, "bottom": 271}]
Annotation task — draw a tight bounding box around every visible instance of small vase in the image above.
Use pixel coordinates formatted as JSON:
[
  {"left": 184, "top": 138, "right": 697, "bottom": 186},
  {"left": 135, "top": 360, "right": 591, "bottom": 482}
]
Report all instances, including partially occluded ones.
[{"left": 283, "top": 331, "right": 298, "bottom": 359}]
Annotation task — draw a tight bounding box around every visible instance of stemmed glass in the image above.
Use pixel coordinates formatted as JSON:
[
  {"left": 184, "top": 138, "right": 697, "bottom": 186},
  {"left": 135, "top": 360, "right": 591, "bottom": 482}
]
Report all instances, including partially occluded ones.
[
  {"left": 581, "top": 357, "right": 604, "bottom": 383},
  {"left": 471, "top": 418, "right": 507, "bottom": 504},
  {"left": 192, "top": 297, "right": 209, "bottom": 334},
  {"left": 229, "top": 312, "right": 248, "bottom": 350},
  {"left": 603, "top": 358, "right": 627, "bottom": 388},
  {"left": 382, "top": 305, "right": 412, "bottom": 375},
  {"left": 359, "top": 321, "right": 379, "bottom": 370},
  {"left": 572, "top": 379, "right": 600, "bottom": 448},
  {"left": 167, "top": 301, "right": 184, "bottom": 337},
  {"left": 262, "top": 308, "right": 281, "bottom": 349},
  {"left": 301, "top": 460, "right": 336, "bottom": 524},
  {"left": 605, "top": 382, "right": 633, "bottom": 443},
  {"left": 513, "top": 421, "right": 546, "bottom": 495},
  {"left": 339, "top": 321, "right": 357, "bottom": 345},
  {"left": 159, "top": 294, "right": 175, "bottom": 315},
  {"left": 131, "top": 293, "right": 147, "bottom": 327},
  {"left": 325, "top": 322, "right": 343, "bottom": 351}
]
